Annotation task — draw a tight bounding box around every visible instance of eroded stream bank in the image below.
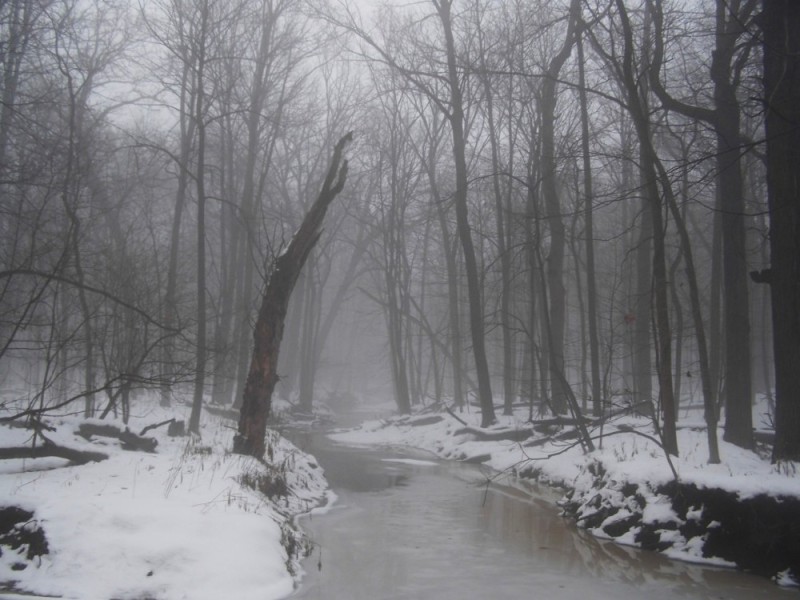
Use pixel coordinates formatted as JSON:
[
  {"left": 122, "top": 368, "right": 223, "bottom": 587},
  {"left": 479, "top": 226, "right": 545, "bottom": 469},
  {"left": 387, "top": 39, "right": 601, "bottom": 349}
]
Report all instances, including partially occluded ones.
[{"left": 288, "top": 430, "right": 794, "bottom": 600}]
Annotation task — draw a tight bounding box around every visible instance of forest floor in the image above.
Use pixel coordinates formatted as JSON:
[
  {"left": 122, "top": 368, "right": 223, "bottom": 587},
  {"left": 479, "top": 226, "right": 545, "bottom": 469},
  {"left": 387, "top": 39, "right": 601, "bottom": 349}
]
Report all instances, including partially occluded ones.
[
  {"left": 0, "top": 395, "right": 331, "bottom": 600},
  {"left": 328, "top": 397, "right": 800, "bottom": 587}
]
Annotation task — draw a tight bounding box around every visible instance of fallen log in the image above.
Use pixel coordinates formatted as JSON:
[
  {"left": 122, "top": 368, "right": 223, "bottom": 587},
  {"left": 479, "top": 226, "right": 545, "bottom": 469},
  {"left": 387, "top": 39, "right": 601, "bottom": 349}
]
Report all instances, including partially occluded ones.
[
  {"left": 453, "top": 425, "right": 533, "bottom": 442},
  {"left": 523, "top": 427, "right": 581, "bottom": 447},
  {"left": 461, "top": 452, "right": 492, "bottom": 464},
  {"left": 530, "top": 417, "right": 592, "bottom": 427},
  {"left": 76, "top": 423, "right": 121, "bottom": 440},
  {"left": 0, "top": 443, "right": 108, "bottom": 465},
  {"left": 119, "top": 430, "right": 158, "bottom": 452},
  {"left": 396, "top": 415, "right": 445, "bottom": 427},
  {"left": 76, "top": 423, "right": 158, "bottom": 452}
]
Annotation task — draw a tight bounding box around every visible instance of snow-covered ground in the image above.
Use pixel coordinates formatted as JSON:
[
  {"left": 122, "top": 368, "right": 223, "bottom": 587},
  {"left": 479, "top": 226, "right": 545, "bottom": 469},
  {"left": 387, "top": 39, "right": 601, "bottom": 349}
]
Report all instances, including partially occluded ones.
[
  {"left": 0, "top": 396, "right": 330, "bottom": 600},
  {"left": 331, "top": 401, "right": 797, "bottom": 496},
  {"left": 329, "top": 399, "right": 800, "bottom": 585}
]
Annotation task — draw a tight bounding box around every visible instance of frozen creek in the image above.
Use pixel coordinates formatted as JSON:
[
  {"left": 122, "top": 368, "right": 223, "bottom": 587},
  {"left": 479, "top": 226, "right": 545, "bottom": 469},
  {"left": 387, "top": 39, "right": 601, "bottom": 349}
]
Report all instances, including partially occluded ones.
[{"left": 288, "top": 431, "right": 794, "bottom": 600}]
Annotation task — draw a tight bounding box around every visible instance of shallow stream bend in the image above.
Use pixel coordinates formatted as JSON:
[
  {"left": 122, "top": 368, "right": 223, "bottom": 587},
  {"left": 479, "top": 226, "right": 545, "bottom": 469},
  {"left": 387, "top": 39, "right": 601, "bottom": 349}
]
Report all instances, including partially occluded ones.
[{"left": 289, "top": 431, "right": 794, "bottom": 600}]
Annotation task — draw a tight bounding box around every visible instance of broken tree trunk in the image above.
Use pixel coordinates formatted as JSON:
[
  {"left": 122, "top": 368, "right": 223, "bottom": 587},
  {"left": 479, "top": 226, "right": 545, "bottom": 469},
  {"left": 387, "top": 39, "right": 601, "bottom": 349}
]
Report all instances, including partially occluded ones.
[{"left": 233, "top": 133, "right": 352, "bottom": 459}]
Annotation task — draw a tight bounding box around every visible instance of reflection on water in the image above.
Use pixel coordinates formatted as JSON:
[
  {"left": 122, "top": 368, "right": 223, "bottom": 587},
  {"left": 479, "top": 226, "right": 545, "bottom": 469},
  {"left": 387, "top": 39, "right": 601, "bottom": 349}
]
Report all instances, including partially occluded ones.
[
  {"left": 479, "top": 481, "right": 784, "bottom": 596},
  {"left": 309, "top": 443, "right": 410, "bottom": 492},
  {"left": 290, "top": 433, "right": 794, "bottom": 600}
]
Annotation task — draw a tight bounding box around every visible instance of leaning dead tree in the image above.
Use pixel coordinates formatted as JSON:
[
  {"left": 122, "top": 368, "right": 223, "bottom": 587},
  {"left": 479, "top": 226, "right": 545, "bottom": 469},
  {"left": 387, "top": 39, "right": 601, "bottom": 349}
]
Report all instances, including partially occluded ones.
[{"left": 233, "top": 133, "right": 352, "bottom": 459}]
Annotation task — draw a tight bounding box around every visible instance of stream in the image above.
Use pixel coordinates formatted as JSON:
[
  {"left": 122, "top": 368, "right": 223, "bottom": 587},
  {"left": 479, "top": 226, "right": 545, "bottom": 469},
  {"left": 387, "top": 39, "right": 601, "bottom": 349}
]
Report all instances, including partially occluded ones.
[{"left": 288, "top": 428, "right": 796, "bottom": 600}]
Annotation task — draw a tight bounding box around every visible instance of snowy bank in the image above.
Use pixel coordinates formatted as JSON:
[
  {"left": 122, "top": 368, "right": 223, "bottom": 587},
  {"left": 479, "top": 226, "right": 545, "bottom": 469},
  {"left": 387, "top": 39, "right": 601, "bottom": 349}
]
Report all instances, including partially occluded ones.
[
  {"left": 0, "top": 397, "right": 329, "bottom": 600},
  {"left": 329, "top": 404, "right": 800, "bottom": 586}
]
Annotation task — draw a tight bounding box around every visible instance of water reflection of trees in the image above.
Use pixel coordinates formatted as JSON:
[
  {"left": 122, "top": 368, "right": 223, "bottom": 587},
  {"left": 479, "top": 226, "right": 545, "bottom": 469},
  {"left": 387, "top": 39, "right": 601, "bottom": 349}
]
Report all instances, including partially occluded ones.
[{"left": 480, "top": 483, "right": 764, "bottom": 596}]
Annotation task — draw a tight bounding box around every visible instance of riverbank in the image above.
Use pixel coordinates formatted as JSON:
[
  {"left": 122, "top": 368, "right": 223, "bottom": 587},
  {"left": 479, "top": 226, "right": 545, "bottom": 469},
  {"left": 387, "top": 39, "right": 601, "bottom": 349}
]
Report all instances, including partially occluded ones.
[
  {"left": 0, "top": 396, "right": 329, "bottom": 600},
  {"left": 329, "top": 401, "right": 800, "bottom": 587}
]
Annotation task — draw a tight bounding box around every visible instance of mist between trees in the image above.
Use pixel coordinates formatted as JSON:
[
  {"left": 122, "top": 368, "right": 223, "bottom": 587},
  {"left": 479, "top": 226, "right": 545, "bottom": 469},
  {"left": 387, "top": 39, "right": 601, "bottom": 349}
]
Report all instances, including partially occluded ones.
[{"left": 1, "top": 0, "right": 798, "bottom": 462}]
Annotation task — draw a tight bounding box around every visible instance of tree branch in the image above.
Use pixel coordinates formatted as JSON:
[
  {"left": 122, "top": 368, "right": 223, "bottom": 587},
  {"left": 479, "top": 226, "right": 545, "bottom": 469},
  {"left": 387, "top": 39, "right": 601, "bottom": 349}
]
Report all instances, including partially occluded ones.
[{"left": 0, "top": 268, "right": 179, "bottom": 332}]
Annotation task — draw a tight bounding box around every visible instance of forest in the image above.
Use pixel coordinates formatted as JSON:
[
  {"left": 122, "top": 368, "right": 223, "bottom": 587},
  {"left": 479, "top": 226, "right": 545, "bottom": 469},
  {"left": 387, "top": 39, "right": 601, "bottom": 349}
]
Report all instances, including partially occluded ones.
[{"left": 1, "top": 0, "right": 799, "bottom": 466}]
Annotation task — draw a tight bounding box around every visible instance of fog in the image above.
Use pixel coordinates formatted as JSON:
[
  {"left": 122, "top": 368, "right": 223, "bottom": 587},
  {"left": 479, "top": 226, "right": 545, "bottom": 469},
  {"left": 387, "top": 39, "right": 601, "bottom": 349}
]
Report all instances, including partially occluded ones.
[{"left": 0, "top": 0, "right": 789, "bottom": 486}]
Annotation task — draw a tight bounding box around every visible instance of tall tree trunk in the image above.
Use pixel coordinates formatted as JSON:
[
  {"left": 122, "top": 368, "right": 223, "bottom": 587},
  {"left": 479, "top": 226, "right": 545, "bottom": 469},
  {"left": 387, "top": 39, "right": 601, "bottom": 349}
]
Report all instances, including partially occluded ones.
[
  {"left": 709, "top": 201, "right": 723, "bottom": 408},
  {"left": 0, "top": 0, "right": 33, "bottom": 171},
  {"left": 616, "top": 0, "right": 678, "bottom": 455},
  {"left": 234, "top": 133, "right": 350, "bottom": 459},
  {"left": 654, "top": 155, "right": 721, "bottom": 463},
  {"left": 382, "top": 143, "right": 412, "bottom": 414},
  {"left": 188, "top": 0, "right": 210, "bottom": 435},
  {"left": 58, "top": 62, "right": 95, "bottom": 417},
  {"left": 161, "top": 53, "right": 197, "bottom": 408},
  {"left": 477, "top": 19, "right": 515, "bottom": 415},
  {"left": 211, "top": 112, "right": 239, "bottom": 406},
  {"left": 297, "top": 263, "right": 319, "bottom": 413},
  {"left": 421, "top": 119, "right": 465, "bottom": 409},
  {"left": 434, "top": 0, "right": 495, "bottom": 426},
  {"left": 762, "top": 0, "right": 800, "bottom": 462},
  {"left": 577, "top": 33, "right": 603, "bottom": 417},
  {"left": 714, "top": 54, "right": 754, "bottom": 450},
  {"left": 232, "top": 13, "right": 288, "bottom": 409},
  {"left": 648, "top": 0, "right": 755, "bottom": 449},
  {"left": 633, "top": 158, "right": 654, "bottom": 408},
  {"left": 535, "top": 0, "right": 583, "bottom": 414}
]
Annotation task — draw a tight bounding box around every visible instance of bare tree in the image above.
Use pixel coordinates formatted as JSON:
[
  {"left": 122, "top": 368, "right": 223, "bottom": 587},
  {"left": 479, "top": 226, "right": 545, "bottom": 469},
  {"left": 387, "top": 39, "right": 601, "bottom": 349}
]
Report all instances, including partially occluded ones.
[
  {"left": 589, "top": 0, "right": 679, "bottom": 454},
  {"left": 234, "top": 133, "right": 350, "bottom": 459},
  {"left": 648, "top": 0, "right": 757, "bottom": 450}
]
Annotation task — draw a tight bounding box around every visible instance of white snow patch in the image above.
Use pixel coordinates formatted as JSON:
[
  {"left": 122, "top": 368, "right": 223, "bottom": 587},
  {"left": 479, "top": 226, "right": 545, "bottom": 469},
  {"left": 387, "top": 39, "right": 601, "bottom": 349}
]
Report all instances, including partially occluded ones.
[
  {"left": 381, "top": 458, "right": 438, "bottom": 466},
  {"left": 0, "top": 396, "right": 328, "bottom": 600},
  {"left": 774, "top": 569, "right": 800, "bottom": 587}
]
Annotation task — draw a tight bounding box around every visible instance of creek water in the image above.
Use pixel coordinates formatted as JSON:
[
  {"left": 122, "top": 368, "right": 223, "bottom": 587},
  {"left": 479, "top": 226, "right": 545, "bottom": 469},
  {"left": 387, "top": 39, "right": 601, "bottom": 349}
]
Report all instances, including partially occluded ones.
[{"left": 288, "top": 429, "right": 795, "bottom": 600}]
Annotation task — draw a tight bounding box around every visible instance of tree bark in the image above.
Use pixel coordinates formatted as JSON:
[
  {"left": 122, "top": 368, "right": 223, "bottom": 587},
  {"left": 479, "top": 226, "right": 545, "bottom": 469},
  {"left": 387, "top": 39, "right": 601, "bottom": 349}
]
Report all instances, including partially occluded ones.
[
  {"left": 648, "top": 0, "right": 755, "bottom": 449},
  {"left": 655, "top": 150, "right": 721, "bottom": 463},
  {"left": 615, "top": 0, "right": 678, "bottom": 455},
  {"left": 538, "top": 0, "right": 581, "bottom": 414},
  {"left": 434, "top": 0, "right": 495, "bottom": 427},
  {"left": 421, "top": 115, "right": 465, "bottom": 409},
  {"left": 476, "top": 19, "right": 515, "bottom": 416},
  {"left": 577, "top": 32, "right": 603, "bottom": 418},
  {"left": 161, "top": 16, "right": 198, "bottom": 409},
  {"left": 233, "top": 133, "right": 351, "bottom": 459},
  {"left": 188, "top": 0, "right": 210, "bottom": 435},
  {"left": 762, "top": 0, "right": 800, "bottom": 462}
]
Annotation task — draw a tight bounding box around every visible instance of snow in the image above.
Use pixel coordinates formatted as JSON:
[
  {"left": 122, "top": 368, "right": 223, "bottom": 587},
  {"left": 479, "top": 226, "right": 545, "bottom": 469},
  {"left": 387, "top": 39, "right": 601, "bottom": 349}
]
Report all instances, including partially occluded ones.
[
  {"left": 330, "top": 404, "right": 800, "bottom": 502},
  {"left": 0, "top": 395, "right": 328, "bottom": 600},
  {"left": 380, "top": 458, "right": 438, "bottom": 467}
]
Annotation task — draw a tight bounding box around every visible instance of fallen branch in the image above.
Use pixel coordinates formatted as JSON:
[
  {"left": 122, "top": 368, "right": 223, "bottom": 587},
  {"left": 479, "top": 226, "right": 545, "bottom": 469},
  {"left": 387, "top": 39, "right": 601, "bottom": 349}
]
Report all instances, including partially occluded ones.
[
  {"left": 396, "top": 415, "right": 445, "bottom": 427},
  {"left": 0, "top": 268, "right": 178, "bottom": 332},
  {"left": 77, "top": 423, "right": 158, "bottom": 452},
  {"left": 139, "top": 418, "right": 180, "bottom": 437},
  {"left": 523, "top": 427, "right": 581, "bottom": 447},
  {"left": 444, "top": 403, "right": 468, "bottom": 426},
  {"left": 454, "top": 425, "right": 533, "bottom": 442},
  {"left": 0, "top": 443, "right": 108, "bottom": 465}
]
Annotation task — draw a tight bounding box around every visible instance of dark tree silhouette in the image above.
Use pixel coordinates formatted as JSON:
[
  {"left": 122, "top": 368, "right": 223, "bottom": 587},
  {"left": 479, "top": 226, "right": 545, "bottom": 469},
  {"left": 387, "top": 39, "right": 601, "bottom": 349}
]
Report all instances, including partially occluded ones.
[
  {"left": 762, "top": 0, "right": 800, "bottom": 462},
  {"left": 233, "top": 133, "right": 352, "bottom": 459}
]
